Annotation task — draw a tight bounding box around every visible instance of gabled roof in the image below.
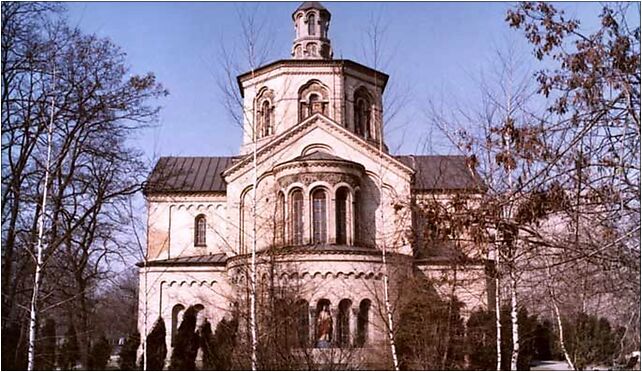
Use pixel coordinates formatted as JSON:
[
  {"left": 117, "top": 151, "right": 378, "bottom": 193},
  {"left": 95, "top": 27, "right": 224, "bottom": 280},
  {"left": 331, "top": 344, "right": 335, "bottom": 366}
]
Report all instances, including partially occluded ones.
[
  {"left": 222, "top": 113, "right": 414, "bottom": 181},
  {"left": 143, "top": 156, "right": 237, "bottom": 194}
]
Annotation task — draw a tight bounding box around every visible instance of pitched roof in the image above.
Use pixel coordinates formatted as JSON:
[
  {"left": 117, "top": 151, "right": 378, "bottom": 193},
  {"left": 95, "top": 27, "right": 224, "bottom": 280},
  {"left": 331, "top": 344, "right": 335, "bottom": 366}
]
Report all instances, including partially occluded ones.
[
  {"left": 143, "top": 156, "right": 236, "bottom": 194},
  {"left": 144, "top": 154, "right": 485, "bottom": 195},
  {"left": 395, "top": 155, "right": 486, "bottom": 191}
]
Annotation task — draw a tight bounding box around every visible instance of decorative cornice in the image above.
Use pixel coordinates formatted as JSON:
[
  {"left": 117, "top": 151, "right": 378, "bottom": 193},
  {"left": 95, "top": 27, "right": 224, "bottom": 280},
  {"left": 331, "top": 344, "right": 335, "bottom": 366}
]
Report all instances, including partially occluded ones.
[{"left": 237, "top": 59, "right": 389, "bottom": 97}]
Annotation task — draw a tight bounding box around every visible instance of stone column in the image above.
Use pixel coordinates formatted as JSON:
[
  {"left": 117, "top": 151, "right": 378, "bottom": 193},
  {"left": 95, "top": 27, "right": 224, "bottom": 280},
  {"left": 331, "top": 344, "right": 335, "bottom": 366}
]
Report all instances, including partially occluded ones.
[
  {"left": 350, "top": 307, "right": 358, "bottom": 347},
  {"left": 303, "top": 188, "right": 310, "bottom": 245}
]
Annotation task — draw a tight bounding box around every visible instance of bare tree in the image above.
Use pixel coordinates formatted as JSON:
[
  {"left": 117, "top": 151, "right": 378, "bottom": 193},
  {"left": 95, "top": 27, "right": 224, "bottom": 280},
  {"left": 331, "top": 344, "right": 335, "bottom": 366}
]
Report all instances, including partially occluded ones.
[{"left": 2, "top": 3, "right": 167, "bottom": 369}]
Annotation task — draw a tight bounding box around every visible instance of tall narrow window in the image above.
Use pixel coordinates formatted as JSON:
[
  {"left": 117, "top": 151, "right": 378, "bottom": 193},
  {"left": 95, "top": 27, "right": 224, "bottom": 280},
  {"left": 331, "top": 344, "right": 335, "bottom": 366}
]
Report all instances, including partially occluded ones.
[
  {"left": 354, "top": 99, "right": 364, "bottom": 136},
  {"left": 336, "top": 188, "right": 348, "bottom": 244},
  {"left": 354, "top": 88, "right": 373, "bottom": 139},
  {"left": 291, "top": 190, "right": 304, "bottom": 245},
  {"left": 337, "top": 299, "right": 352, "bottom": 348},
  {"left": 356, "top": 299, "right": 371, "bottom": 347},
  {"left": 312, "top": 189, "right": 327, "bottom": 244},
  {"left": 261, "top": 100, "right": 272, "bottom": 137},
  {"left": 240, "top": 190, "right": 252, "bottom": 254},
  {"left": 195, "top": 215, "right": 207, "bottom": 246},
  {"left": 308, "top": 14, "right": 316, "bottom": 36}
]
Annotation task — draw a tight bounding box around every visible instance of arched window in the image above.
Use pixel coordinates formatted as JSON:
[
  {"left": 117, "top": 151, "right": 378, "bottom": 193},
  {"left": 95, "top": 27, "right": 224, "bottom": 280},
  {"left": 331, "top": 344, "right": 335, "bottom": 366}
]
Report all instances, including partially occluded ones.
[
  {"left": 290, "top": 189, "right": 304, "bottom": 245},
  {"left": 276, "top": 192, "right": 285, "bottom": 245},
  {"left": 356, "top": 299, "right": 371, "bottom": 347},
  {"left": 335, "top": 188, "right": 349, "bottom": 245},
  {"left": 296, "top": 299, "right": 310, "bottom": 347},
  {"left": 195, "top": 215, "right": 207, "bottom": 246},
  {"left": 337, "top": 299, "right": 352, "bottom": 348},
  {"left": 171, "top": 304, "right": 185, "bottom": 346},
  {"left": 312, "top": 189, "right": 327, "bottom": 244},
  {"left": 298, "top": 81, "right": 328, "bottom": 121},
  {"left": 261, "top": 100, "right": 272, "bottom": 137},
  {"left": 240, "top": 190, "right": 252, "bottom": 254},
  {"left": 255, "top": 88, "right": 274, "bottom": 139},
  {"left": 354, "top": 88, "right": 373, "bottom": 139},
  {"left": 315, "top": 299, "right": 332, "bottom": 347},
  {"left": 307, "top": 13, "right": 316, "bottom": 36}
]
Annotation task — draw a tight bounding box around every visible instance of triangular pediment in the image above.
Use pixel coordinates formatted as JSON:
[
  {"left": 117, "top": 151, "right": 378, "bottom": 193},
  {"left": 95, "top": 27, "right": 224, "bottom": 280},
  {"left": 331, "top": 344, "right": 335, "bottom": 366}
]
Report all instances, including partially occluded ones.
[{"left": 223, "top": 113, "right": 414, "bottom": 183}]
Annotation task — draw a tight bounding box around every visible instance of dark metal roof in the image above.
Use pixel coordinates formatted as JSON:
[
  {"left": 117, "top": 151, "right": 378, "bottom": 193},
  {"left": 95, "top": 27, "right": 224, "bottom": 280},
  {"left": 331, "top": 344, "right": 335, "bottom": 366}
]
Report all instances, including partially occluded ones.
[
  {"left": 144, "top": 154, "right": 485, "bottom": 195},
  {"left": 136, "top": 253, "right": 228, "bottom": 267},
  {"left": 395, "top": 155, "right": 486, "bottom": 191},
  {"left": 144, "top": 156, "right": 236, "bottom": 194},
  {"left": 296, "top": 1, "right": 328, "bottom": 12}
]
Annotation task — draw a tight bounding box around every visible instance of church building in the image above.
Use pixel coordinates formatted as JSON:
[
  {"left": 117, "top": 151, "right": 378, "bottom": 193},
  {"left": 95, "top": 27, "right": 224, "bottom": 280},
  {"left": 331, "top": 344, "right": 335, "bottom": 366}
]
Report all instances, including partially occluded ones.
[{"left": 140, "top": 2, "right": 490, "bottom": 368}]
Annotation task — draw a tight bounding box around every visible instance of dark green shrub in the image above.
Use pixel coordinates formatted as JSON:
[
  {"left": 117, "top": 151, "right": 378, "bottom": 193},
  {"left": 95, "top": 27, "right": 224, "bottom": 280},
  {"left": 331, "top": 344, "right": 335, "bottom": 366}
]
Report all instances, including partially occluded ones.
[
  {"left": 145, "top": 317, "right": 168, "bottom": 371},
  {"left": 169, "top": 307, "right": 199, "bottom": 370},
  {"left": 118, "top": 332, "right": 140, "bottom": 370},
  {"left": 59, "top": 323, "right": 80, "bottom": 370},
  {"left": 395, "top": 278, "right": 465, "bottom": 370},
  {"left": 200, "top": 316, "right": 239, "bottom": 370},
  {"left": 88, "top": 335, "right": 112, "bottom": 370}
]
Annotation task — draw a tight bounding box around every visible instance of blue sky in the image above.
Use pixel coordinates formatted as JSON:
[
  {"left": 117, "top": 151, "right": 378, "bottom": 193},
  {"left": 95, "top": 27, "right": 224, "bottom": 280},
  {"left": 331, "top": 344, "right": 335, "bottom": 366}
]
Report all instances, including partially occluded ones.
[{"left": 64, "top": 1, "right": 612, "bottom": 161}]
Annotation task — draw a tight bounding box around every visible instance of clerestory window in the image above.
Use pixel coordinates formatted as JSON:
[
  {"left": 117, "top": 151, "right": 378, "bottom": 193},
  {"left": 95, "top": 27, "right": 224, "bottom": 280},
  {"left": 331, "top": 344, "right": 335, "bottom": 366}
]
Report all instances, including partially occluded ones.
[
  {"left": 336, "top": 188, "right": 349, "bottom": 244},
  {"left": 194, "top": 214, "right": 207, "bottom": 246},
  {"left": 312, "top": 189, "right": 327, "bottom": 244},
  {"left": 291, "top": 189, "right": 304, "bottom": 245}
]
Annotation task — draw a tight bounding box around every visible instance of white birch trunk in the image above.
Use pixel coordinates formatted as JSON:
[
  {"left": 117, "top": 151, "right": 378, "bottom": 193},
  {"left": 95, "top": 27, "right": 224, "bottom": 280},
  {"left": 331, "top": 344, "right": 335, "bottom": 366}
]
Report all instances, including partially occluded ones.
[
  {"left": 509, "top": 268, "right": 519, "bottom": 371},
  {"left": 142, "top": 265, "right": 148, "bottom": 370},
  {"left": 27, "top": 68, "right": 56, "bottom": 371},
  {"left": 374, "top": 48, "right": 399, "bottom": 369},
  {"left": 552, "top": 300, "right": 574, "bottom": 370},
  {"left": 249, "top": 132, "right": 258, "bottom": 371},
  {"left": 495, "top": 250, "right": 502, "bottom": 371}
]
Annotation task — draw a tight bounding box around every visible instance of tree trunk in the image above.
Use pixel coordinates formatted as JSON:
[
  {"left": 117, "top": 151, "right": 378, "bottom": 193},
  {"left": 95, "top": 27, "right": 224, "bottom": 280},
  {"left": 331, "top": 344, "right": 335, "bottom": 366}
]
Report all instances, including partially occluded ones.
[
  {"left": 27, "top": 76, "right": 56, "bottom": 370},
  {"left": 494, "top": 251, "right": 502, "bottom": 371},
  {"left": 509, "top": 267, "right": 519, "bottom": 371},
  {"left": 78, "top": 279, "right": 91, "bottom": 369},
  {"left": 552, "top": 301, "right": 575, "bottom": 370}
]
